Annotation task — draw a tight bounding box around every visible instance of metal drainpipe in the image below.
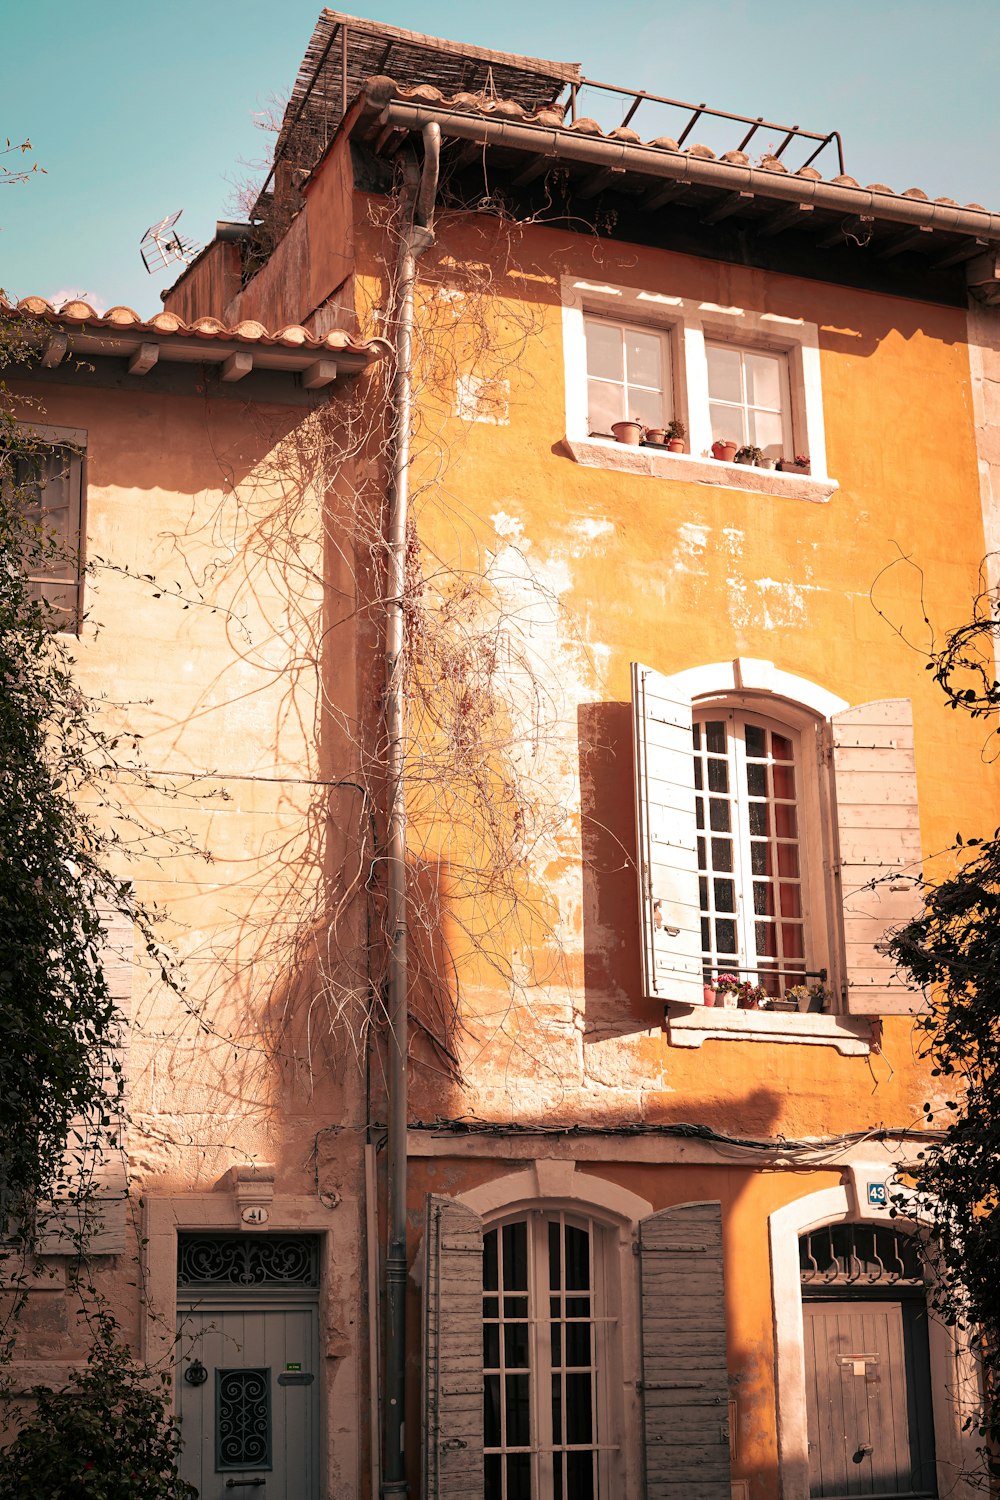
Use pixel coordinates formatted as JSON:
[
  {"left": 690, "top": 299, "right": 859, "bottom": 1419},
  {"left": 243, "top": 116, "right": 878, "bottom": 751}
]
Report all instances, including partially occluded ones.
[{"left": 382, "top": 119, "right": 440, "bottom": 1500}]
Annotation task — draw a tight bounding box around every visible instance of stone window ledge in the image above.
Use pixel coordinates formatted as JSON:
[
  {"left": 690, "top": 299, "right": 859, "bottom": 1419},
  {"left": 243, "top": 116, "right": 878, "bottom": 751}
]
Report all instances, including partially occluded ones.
[
  {"left": 566, "top": 437, "right": 838, "bottom": 504},
  {"left": 665, "top": 1003, "right": 872, "bottom": 1056}
]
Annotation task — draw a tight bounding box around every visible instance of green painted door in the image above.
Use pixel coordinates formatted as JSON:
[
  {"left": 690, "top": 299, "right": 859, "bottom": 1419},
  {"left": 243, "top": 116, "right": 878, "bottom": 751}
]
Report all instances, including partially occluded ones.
[{"left": 177, "top": 1302, "right": 320, "bottom": 1500}]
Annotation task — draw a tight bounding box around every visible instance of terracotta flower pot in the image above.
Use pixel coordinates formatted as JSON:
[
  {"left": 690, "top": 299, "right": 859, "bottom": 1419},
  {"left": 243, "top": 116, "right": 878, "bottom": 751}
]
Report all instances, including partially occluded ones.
[
  {"left": 667, "top": 438, "right": 685, "bottom": 452},
  {"left": 779, "top": 459, "right": 811, "bottom": 475},
  {"left": 644, "top": 428, "right": 667, "bottom": 446},
  {"left": 611, "top": 420, "right": 643, "bottom": 446},
  {"left": 712, "top": 439, "right": 738, "bottom": 463},
  {"left": 702, "top": 983, "right": 717, "bottom": 1006}
]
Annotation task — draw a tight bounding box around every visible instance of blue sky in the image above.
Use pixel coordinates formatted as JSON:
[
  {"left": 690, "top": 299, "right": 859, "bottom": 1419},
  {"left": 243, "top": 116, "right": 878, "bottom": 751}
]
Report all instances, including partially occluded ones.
[{"left": 2, "top": 0, "right": 998, "bottom": 318}]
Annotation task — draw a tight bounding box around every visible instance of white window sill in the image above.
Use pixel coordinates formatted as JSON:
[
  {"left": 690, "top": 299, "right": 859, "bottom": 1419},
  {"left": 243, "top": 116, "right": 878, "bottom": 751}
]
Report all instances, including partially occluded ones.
[
  {"left": 565, "top": 437, "right": 838, "bottom": 504},
  {"left": 665, "top": 1003, "right": 872, "bottom": 1056}
]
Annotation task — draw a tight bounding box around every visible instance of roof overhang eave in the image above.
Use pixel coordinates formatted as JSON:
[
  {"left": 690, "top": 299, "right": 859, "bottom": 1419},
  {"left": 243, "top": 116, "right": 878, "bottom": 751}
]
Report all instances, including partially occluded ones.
[{"left": 370, "top": 99, "right": 1000, "bottom": 245}]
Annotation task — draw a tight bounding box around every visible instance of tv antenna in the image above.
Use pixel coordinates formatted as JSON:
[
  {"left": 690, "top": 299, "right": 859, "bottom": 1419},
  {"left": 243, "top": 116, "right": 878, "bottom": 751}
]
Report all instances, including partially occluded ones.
[{"left": 139, "top": 210, "right": 201, "bottom": 274}]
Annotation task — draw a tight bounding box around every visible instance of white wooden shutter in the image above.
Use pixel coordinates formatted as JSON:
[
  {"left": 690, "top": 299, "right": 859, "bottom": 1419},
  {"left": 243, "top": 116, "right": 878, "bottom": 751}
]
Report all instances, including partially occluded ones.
[
  {"left": 631, "top": 663, "right": 702, "bottom": 1003},
  {"left": 831, "top": 699, "right": 924, "bottom": 1016},
  {"left": 422, "top": 1195, "right": 484, "bottom": 1500},
  {"left": 39, "top": 905, "right": 132, "bottom": 1255},
  {"left": 638, "top": 1201, "right": 731, "bottom": 1500}
]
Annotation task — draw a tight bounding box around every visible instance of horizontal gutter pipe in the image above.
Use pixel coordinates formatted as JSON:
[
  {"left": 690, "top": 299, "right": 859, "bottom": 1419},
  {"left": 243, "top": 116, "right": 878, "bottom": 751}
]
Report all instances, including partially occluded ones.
[{"left": 375, "top": 101, "right": 1000, "bottom": 244}]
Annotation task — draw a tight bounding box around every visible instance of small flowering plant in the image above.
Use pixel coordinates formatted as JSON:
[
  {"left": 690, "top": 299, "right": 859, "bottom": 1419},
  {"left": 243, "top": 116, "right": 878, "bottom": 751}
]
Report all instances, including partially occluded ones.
[
  {"left": 715, "top": 973, "right": 768, "bottom": 1008},
  {"left": 787, "top": 982, "right": 829, "bottom": 1012}
]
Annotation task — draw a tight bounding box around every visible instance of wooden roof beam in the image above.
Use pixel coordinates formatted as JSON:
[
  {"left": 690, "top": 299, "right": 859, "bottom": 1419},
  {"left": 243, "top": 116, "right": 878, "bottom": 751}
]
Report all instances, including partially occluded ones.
[
  {"left": 302, "top": 359, "right": 338, "bottom": 390},
  {"left": 936, "top": 235, "right": 989, "bottom": 269},
  {"left": 222, "top": 351, "right": 253, "bottom": 382},
  {"left": 876, "top": 224, "right": 934, "bottom": 260},
  {"left": 702, "top": 190, "right": 754, "bottom": 225},
  {"left": 40, "top": 333, "right": 68, "bottom": 368},
  {"left": 817, "top": 214, "right": 874, "bottom": 249},
  {"left": 127, "top": 343, "right": 159, "bottom": 377},
  {"left": 511, "top": 153, "right": 557, "bottom": 187},
  {"left": 760, "top": 202, "right": 814, "bottom": 237},
  {"left": 642, "top": 180, "right": 688, "bottom": 212},
  {"left": 575, "top": 165, "right": 626, "bottom": 201}
]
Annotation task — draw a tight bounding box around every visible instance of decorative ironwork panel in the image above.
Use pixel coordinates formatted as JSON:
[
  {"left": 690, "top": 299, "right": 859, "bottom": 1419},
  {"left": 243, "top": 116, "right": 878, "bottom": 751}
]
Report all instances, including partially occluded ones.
[
  {"left": 177, "top": 1234, "right": 319, "bottom": 1287},
  {"left": 799, "top": 1222, "right": 924, "bottom": 1287},
  {"left": 216, "top": 1367, "right": 272, "bottom": 1471}
]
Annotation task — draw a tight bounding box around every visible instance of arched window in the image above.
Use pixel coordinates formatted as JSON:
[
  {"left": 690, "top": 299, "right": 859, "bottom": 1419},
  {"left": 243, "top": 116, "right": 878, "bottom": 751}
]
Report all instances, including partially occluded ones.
[{"left": 482, "top": 1212, "right": 617, "bottom": 1500}]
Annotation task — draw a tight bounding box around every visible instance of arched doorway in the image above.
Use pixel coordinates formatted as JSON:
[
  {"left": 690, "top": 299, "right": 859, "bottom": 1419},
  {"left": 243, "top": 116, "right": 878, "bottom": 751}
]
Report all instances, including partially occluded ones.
[{"left": 799, "top": 1222, "right": 936, "bottom": 1498}]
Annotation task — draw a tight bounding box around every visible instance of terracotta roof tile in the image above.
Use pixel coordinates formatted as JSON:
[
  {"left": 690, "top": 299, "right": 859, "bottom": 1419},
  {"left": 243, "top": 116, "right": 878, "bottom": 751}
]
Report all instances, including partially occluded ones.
[{"left": 0, "top": 293, "right": 387, "bottom": 360}]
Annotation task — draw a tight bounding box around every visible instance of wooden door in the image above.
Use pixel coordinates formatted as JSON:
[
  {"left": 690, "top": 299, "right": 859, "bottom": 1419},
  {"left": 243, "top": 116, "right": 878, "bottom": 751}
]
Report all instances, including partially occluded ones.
[
  {"left": 803, "top": 1296, "right": 936, "bottom": 1498},
  {"left": 177, "top": 1302, "right": 320, "bottom": 1500}
]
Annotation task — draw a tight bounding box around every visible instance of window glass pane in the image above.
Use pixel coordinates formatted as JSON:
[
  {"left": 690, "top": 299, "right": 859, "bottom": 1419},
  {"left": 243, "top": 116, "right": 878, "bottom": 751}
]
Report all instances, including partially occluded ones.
[
  {"left": 587, "top": 378, "right": 623, "bottom": 435},
  {"left": 567, "top": 1452, "right": 594, "bottom": 1500},
  {"left": 780, "top": 883, "right": 802, "bottom": 918},
  {"left": 565, "top": 1296, "right": 590, "bottom": 1319},
  {"left": 746, "top": 762, "right": 766, "bottom": 797},
  {"left": 716, "top": 918, "right": 737, "bottom": 953},
  {"left": 777, "top": 844, "right": 799, "bottom": 878},
  {"left": 697, "top": 835, "right": 707, "bottom": 868},
  {"left": 710, "top": 403, "right": 745, "bottom": 446},
  {"left": 707, "top": 758, "right": 729, "bottom": 793},
  {"left": 484, "top": 1229, "right": 498, "bottom": 1290},
  {"left": 753, "top": 881, "right": 774, "bottom": 916},
  {"left": 552, "top": 1372, "right": 563, "bottom": 1440},
  {"left": 565, "top": 1321, "right": 591, "bottom": 1367},
  {"left": 503, "top": 1223, "right": 528, "bottom": 1289},
  {"left": 705, "top": 721, "right": 727, "bottom": 754},
  {"left": 549, "top": 1220, "right": 561, "bottom": 1290},
  {"left": 749, "top": 802, "right": 769, "bottom": 837},
  {"left": 485, "top": 1454, "right": 502, "bottom": 1500},
  {"left": 756, "top": 921, "right": 778, "bottom": 956},
  {"left": 772, "top": 733, "right": 794, "bottom": 761},
  {"left": 585, "top": 319, "right": 622, "bottom": 380},
  {"left": 712, "top": 837, "right": 733, "bottom": 872},
  {"left": 693, "top": 759, "right": 703, "bottom": 790},
  {"left": 701, "top": 917, "right": 711, "bottom": 949},
  {"left": 628, "top": 385, "right": 664, "bottom": 430},
  {"left": 625, "top": 328, "right": 662, "bottom": 389},
  {"left": 484, "top": 1295, "right": 499, "bottom": 1319},
  {"left": 692, "top": 723, "right": 702, "bottom": 749},
  {"left": 709, "top": 798, "right": 731, "bottom": 832},
  {"left": 507, "top": 1453, "right": 531, "bottom": 1500},
  {"left": 751, "top": 842, "right": 771, "bottom": 876},
  {"left": 695, "top": 796, "right": 705, "bottom": 830},
  {"left": 699, "top": 875, "right": 709, "bottom": 909},
  {"left": 782, "top": 924, "right": 805, "bottom": 959},
  {"left": 564, "top": 1226, "right": 590, "bottom": 1290},
  {"left": 707, "top": 343, "right": 742, "bottom": 402},
  {"left": 566, "top": 1374, "right": 593, "bottom": 1443},
  {"left": 775, "top": 804, "right": 797, "bottom": 839},
  {"left": 505, "top": 1296, "right": 528, "bottom": 1320},
  {"left": 745, "top": 723, "right": 766, "bottom": 757},
  {"left": 750, "top": 407, "right": 783, "bottom": 453},
  {"left": 714, "top": 878, "right": 735, "bottom": 913},
  {"left": 505, "top": 1322, "right": 529, "bottom": 1368},
  {"left": 485, "top": 1374, "right": 502, "bottom": 1446},
  {"left": 745, "top": 351, "right": 783, "bottom": 409},
  {"left": 484, "top": 1322, "right": 500, "bottom": 1367},
  {"left": 773, "top": 763, "right": 795, "bottom": 800},
  {"left": 506, "top": 1374, "right": 530, "bottom": 1445}
]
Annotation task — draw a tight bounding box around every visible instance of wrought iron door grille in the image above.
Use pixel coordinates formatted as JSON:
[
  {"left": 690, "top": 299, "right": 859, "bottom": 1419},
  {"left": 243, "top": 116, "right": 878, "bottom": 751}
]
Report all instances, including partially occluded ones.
[
  {"left": 216, "top": 1367, "right": 272, "bottom": 1470},
  {"left": 799, "top": 1223, "right": 924, "bottom": 1287},
  {"left": 178, "top": 1234, "right": 319, "bottom": 1287}
]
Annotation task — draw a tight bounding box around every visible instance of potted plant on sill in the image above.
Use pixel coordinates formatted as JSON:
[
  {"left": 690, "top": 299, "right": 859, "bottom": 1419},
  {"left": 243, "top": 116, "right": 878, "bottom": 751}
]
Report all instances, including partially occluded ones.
[
  {"left": 779, "top": 453, "right": 811, "bottom": 475},
  {"left": 787, "top": 982, "right": 828, "bottom": 1013},
  {"left": 666, "top": 419, "right": 687, "bottom": 453},
  {"left": 735, "top": 444, "right": 763, "bottom": 466},
  {"left": 611, "top": 418, "right": 644, "bottom": 446},
  {"left": 711, "top": 438, "right": 739, "bottom": 463}
]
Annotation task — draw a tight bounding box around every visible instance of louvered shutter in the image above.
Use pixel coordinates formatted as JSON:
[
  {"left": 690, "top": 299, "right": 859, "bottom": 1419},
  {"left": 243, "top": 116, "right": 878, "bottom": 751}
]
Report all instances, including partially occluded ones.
[
  {"left": 638, "top": 1202, "right": 731, "bottom": 1500},
  {"left": 39, "top": 905, "right": 132, "bottom": 1255},
  {"left": 831, "top": 699, "right": 924, "bottom": 1015},
  {"left": 423, "top": 1195, "right": 484, "bottom": 1500},
  {"left": 631, "top": 663, "right": 702, "bottom": 1004}
]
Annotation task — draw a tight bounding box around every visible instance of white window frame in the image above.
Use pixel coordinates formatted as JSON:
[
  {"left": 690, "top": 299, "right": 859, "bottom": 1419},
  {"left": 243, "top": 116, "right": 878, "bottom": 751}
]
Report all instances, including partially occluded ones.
[
  {"left": 483, "top": 1210, "right": 620, "bottom": 1500},
  {"left": 705, "top": 339, "right": 794, "bottom": 458},
  {"left": 582, "top": 314, "right": 673, "bottom": 437},
  {"left": 562, "top": 278, "right": 835, "bottom": 501},
  {"left": 694, "top": 701, "right": 818, "bottom": 997}
]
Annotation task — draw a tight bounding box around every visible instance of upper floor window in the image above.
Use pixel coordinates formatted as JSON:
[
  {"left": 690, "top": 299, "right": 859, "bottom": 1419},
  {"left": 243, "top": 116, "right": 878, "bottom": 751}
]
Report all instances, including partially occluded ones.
[
  {"left": 706, "top": 342, "right": 791, "bottom": 460},
  {"left": 631, "top": 661, "right": 925, "bottom": 1021},
  {"left": 483, "top": 1212, "right": 615, "bottom": 1500},
  {"left": 583, "top": 316, "right": 671, "bottom": 437},
  {"left": 694, "top": 709, "right": 806, "bottom": 996}
]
